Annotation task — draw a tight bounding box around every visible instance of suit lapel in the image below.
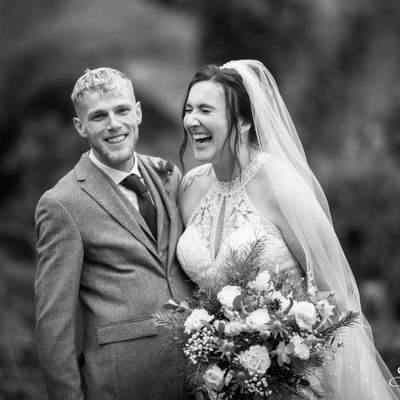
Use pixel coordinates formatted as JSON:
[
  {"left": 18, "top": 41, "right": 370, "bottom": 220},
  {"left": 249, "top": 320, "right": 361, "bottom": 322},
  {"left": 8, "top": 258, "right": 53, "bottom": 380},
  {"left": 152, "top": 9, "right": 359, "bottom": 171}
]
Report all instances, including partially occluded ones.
[
  {"left": 138, "top": 155, "right": 181, "bottom": 269},
  {"left": 75, "top": 154, "right": 160, "bottom": 261}
]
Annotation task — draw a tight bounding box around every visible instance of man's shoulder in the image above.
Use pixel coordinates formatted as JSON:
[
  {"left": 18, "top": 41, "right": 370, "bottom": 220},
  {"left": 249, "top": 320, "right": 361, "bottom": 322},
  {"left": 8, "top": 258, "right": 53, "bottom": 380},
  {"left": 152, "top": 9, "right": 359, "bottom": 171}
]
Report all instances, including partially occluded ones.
[
  {"left": 139, "top": 153, "right": 181, "bottom": 184},
  {"left": 37, "top": 155, "right": 88, "bottom": 206},
  {"left": 43, "top": 169, "right": 76, "bottom": 198},
  {"left": 139, "top": 153, "right": 164, "bottom": 164},
  {"left": 139, "top": 154, "right": 178, "bottom": 173}
]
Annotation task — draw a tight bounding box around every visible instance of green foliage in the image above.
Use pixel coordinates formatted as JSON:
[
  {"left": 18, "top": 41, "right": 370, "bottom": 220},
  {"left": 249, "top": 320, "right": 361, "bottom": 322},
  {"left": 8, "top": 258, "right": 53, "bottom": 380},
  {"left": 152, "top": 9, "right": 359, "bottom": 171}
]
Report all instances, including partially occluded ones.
[
  {"left": 317, "top": 311, "right": 359, "bottom": 338},
  {"left": 154, "top": 311, "right": 187, "bottom": 333}
]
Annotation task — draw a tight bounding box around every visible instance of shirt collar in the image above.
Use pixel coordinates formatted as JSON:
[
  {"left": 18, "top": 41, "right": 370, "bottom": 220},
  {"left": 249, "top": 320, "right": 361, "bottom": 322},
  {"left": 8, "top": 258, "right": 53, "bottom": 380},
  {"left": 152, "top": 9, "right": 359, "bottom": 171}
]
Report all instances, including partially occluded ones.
[{"left": 89, "top": 150, "right": 140, "bottom": 184}]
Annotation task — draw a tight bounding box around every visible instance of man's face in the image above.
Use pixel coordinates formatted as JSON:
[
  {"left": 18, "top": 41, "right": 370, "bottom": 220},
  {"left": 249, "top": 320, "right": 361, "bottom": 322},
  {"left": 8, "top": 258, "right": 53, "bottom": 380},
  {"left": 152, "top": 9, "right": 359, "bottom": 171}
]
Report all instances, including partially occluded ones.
[{"left": 73, "top": 83, "right": 142, "bottom": 172}]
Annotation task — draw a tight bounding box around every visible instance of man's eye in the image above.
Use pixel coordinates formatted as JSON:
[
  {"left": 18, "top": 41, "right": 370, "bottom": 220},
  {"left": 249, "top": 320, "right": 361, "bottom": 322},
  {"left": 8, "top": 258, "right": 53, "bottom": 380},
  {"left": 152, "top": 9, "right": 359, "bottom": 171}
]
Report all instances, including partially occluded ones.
[
  {"left": 117, "top": 108, "right": 130, "bottom": 115},
  {"left": 184, "top": 108, "right": 192, "bottom": 114},
  {"left": 91, "top": 114, "right": 106, "bottom": 121}
]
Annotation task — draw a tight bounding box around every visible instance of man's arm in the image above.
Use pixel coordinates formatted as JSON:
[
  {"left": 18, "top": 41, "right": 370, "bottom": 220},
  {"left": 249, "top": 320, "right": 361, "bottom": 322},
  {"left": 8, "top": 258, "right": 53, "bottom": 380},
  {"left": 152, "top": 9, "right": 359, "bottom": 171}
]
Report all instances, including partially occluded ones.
[{"left": 35, "top": 193, "right": 84, "bottom": 400}]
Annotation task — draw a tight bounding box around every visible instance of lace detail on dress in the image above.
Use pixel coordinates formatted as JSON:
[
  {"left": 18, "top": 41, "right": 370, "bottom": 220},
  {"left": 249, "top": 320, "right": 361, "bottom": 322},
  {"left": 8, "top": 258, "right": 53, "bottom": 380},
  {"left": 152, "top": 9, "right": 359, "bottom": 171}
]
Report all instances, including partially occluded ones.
[
  {"left": 211, "top": 153, "right": 265, "bottom": 194},
  {"left": 177, "top": 153, "right": 304, "bottom": 287}
]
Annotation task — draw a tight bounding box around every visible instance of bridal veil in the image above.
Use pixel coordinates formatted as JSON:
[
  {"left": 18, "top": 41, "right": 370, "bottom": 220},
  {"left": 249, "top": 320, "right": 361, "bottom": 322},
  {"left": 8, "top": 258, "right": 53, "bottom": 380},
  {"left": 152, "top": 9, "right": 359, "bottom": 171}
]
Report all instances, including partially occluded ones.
[{"left": 221, "top": 59, "right": 399, "bottom": 399}]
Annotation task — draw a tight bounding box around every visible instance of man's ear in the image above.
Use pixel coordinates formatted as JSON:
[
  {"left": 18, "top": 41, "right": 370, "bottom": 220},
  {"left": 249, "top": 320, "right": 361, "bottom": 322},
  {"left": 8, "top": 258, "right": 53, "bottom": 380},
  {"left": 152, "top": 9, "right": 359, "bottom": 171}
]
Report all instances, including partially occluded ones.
[
  {"left": 73, "top": 117, "right": 87, "bottom": 138},
  {"left": 135, "top": 101, "right": 142, "bottom": 125}
]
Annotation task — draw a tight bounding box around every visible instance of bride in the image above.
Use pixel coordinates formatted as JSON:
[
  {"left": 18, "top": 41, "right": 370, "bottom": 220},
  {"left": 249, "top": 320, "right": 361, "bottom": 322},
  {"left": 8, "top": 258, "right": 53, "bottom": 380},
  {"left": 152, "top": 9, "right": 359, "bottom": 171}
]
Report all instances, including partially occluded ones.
[{"left": 176, "top": 59, "right": 399, "bottom": 399}]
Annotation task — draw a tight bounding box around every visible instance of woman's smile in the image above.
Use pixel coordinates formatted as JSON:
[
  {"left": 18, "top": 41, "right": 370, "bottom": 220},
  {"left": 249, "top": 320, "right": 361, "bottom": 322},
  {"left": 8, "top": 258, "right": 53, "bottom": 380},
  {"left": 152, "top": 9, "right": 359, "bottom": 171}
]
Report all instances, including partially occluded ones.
[{"left": 192, "top": 132, "right": 213, "bottom": 147}]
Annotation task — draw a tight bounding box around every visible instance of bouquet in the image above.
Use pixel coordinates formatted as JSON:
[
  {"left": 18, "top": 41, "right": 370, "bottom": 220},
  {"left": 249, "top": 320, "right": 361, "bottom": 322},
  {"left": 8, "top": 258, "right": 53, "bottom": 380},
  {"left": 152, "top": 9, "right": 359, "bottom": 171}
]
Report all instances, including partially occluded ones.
[{"left": 155, "top": 240, "right": 358, "bottom": 399}]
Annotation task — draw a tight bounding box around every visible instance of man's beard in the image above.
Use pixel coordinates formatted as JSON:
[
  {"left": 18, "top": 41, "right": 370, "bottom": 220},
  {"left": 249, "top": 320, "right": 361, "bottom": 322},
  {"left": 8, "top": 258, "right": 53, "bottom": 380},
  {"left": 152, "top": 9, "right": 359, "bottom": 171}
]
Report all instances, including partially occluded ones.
[{"left": 96, "top": 142, "right": 135, "bottom": 169}]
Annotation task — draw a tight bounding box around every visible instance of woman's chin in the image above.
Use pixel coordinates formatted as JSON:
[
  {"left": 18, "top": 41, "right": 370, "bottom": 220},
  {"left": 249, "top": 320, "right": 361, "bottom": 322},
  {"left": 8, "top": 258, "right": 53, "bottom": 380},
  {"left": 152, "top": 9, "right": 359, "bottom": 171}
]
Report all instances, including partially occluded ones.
[{"left": 192, "top": 148, "right": 214, "bottom": 163}]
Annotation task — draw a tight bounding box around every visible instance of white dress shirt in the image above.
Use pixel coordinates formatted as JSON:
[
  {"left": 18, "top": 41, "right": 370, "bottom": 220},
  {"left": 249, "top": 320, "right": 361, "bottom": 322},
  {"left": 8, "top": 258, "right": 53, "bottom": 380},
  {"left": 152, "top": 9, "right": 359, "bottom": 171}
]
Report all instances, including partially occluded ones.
[{"left": 89, "top": 151, "right": 149, "bottom": 211}]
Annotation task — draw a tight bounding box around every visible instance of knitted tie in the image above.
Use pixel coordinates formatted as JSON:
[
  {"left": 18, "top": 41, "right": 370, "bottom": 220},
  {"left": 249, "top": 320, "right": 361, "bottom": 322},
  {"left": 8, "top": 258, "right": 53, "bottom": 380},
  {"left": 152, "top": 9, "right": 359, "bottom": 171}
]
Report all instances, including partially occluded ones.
[{"left": 121, "top": 174, "right": 157, "bottom": 238}]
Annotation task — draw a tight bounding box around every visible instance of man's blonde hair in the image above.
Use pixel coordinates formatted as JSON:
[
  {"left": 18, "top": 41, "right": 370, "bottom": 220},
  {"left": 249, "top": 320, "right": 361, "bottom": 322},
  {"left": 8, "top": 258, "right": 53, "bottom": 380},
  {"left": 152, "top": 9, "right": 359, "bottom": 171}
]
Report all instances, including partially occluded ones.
[{"left": 71, "top": 67, "right": 135, "bottom": 112}]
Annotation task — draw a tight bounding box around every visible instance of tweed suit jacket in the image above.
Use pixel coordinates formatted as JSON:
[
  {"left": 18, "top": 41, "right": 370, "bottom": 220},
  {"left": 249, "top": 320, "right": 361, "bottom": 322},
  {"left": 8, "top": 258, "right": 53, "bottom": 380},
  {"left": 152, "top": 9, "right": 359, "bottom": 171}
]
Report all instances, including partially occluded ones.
[{"left": 35, "top": 152, "right": 194, "bottom": 400}]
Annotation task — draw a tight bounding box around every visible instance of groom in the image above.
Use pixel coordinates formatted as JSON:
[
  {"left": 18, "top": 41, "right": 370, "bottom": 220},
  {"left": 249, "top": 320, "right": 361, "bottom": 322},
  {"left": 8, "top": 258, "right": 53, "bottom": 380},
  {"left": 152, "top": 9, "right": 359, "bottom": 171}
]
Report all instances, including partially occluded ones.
[{"left": 34, "top": 67, "right": 193, "bottom": 400}]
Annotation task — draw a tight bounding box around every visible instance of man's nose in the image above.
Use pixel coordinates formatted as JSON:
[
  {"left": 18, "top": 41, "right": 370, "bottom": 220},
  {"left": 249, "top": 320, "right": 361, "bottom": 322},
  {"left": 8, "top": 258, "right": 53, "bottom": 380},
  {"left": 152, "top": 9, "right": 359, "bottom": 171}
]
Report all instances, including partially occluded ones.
[{"left": 107, "top": 113, "right": 121, "bottom": 130}]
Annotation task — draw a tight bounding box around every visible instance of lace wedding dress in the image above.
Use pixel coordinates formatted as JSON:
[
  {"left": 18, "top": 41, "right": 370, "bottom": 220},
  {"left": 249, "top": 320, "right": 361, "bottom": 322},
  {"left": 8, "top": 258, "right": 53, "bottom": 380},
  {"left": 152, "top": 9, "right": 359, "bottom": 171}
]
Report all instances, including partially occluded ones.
[
  {"left": 177, "top": 153, "right": 400, "bottom": 399},
  {"left": 177, "top": 153, "right": 305, "bottom": 287}
]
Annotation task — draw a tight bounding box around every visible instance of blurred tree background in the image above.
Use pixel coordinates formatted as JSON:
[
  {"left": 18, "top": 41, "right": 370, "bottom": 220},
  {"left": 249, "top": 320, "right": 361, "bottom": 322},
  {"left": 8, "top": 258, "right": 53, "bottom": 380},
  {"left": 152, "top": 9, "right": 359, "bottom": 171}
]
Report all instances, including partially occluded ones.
[{"left": 1, "top": 0, "right": 400, "bottom": 398}]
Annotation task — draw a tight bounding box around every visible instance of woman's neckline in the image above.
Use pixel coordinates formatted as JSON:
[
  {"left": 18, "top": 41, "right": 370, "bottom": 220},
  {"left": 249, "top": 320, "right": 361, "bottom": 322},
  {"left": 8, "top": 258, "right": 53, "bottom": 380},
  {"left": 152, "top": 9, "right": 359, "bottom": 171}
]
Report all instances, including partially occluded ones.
[{"left": 212, "top": 152, "right": 267, "bottom": 192}]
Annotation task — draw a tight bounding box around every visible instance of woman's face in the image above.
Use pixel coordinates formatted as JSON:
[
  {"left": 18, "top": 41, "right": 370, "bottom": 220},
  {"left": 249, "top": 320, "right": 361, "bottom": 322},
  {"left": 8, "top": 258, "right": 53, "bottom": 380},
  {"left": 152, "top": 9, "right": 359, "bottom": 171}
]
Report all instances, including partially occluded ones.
[{"left": 183, "top": 80, "right": 232, "bottom": 166}]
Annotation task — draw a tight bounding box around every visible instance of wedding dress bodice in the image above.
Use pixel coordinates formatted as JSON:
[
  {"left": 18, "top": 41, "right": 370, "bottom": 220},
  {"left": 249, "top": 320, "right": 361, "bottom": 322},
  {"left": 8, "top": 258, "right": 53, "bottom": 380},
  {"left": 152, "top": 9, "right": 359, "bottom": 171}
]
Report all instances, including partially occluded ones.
[{"left": 177, "top": 153, "right": 304, "bottom": 287}]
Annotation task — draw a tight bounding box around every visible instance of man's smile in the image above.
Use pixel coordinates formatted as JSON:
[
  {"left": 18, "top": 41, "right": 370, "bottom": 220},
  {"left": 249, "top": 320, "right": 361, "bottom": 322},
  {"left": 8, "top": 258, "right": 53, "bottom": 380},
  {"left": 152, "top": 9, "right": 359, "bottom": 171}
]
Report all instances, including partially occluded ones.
[{"left": 105, "top": 134, "right": 128, "bottom": 144}]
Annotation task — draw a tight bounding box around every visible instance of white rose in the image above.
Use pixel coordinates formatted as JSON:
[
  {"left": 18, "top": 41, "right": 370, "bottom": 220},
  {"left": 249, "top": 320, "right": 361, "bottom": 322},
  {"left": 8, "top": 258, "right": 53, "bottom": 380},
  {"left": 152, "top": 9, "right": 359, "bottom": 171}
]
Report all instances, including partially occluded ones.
[
  {"left": 203, "top": 365, "right": 225, "bottom": 391},
  {"left": 239, "top": 345, "right": 271, "bottom": 375},
  {"left": 289, "top": 334, "right": 310, "bottom": 360},
  {"left": 246, "top": 309, "right": 271, "bottom": 332},
  {"left": 269, "top": 290, "right": 291, "bottom": 311},
  {"left": 248, "top": 270, "right": 271, "bottom": 292},
  {"left": 184, "top": 309, "right": 214, "bottom": 334},
  {"left": 217, "top": 285, "right": 242, "bottom": 309},
  {"left": 292, "top": 301, "right": 317, "bottom": 331},
  {"left": 224, "top": 320, "right": 247, "bottom": 336}
]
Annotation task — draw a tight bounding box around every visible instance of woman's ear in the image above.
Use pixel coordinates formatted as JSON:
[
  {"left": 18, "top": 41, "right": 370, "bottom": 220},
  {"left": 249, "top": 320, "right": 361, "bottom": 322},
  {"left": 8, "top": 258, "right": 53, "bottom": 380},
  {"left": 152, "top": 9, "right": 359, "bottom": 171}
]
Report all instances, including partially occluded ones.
[
  {"left": 240, "top": 121, "right": 251, "bottom": 132},
  {"left": 239, "top": 120, "right": 251, "bottom": 143}
]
